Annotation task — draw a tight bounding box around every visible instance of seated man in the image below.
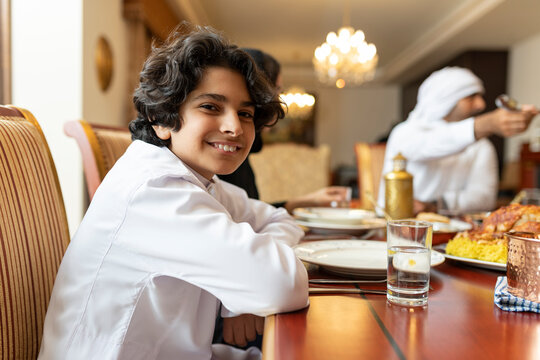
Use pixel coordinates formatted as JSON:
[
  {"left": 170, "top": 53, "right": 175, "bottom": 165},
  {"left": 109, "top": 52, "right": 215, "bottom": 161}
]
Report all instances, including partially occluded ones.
[{"left": 378, "top": 66, "right": 539, "bottom": 214}]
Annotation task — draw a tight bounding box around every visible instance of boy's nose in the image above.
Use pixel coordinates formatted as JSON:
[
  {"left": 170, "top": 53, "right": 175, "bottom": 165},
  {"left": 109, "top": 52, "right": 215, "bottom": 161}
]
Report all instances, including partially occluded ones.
[{"left": 220, "top": 112, "right": 243, "bottom": 136}]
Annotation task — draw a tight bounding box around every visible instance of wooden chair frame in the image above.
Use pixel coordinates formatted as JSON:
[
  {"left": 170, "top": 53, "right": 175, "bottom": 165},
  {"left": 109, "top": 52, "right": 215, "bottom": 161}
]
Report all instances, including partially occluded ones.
[{"left": 64, "top": 120, "right": 131, "bottom": 199}]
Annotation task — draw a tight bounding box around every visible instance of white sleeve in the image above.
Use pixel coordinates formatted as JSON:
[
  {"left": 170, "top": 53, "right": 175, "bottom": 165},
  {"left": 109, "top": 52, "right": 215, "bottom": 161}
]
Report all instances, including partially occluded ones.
[
  {"left": 116, "top": 176, "right": 309, "bottom": 317},
  {"left": 217, "top": 180, "right": 302, "bottom": 247},
  {"left": 389, "top": 118, "right": 476, "bottom": 162},
  {"left": 442, "top": 141, "right": 498, "bottom": 212}
]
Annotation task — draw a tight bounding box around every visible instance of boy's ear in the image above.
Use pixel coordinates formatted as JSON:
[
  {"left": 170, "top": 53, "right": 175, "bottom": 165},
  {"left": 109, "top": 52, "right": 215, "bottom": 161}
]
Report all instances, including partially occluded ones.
[{"left": 152, "top": 125, "right": 172, "bottom": 140}]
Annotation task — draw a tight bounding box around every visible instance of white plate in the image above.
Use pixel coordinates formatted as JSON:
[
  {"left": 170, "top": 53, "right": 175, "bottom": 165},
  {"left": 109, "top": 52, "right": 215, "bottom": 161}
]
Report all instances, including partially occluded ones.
[
  {"left": 431, "top": 219, "right": 472, "bottom": 233},
  {"left": 433, "top": 244, "right": 506, "bottom": 271},
  {"left": 294, "top": 240, "right": 445, "bottom": 278},
  {"left": 295, "top": 218, "right": 386, "bottom": 235},
  {"left": 293, "top": 207, "right": 377, "bottom": 225}
]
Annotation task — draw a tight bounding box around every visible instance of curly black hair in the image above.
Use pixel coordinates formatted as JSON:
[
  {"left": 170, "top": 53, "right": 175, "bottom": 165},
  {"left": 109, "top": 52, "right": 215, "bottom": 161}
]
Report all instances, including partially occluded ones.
[
  {"left": 241, "top": 48, "right": 281, "bottom": 86},
  {"left": 129, "top": 23, "right": 285, "bottom": 147}
]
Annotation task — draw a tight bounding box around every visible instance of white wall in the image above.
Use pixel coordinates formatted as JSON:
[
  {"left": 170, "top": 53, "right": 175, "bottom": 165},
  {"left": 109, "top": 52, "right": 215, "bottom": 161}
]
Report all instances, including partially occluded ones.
[
  {"left": 12, "top": 0, "right": 83, "bottom": 234},
  {"left": 83, "top": 0, "right": 129, "bottom": 127},
  {"left": 507, "top": 31, "right": 540, "bottom": 161},
  {"left": 12, "top": 0, "right": 130, "bottom": 234},
  {"left": 281, "top": 65, "right": 400, "bottom": 169},
  {"left": 315, "top": 86, "right": 400, "bottom": 168}
]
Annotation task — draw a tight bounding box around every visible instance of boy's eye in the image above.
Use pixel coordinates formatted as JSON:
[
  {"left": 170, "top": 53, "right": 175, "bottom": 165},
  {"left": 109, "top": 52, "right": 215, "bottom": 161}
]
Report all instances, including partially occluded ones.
[
  {"left": 239, "top": 111, "right": 254, "bottom": 120},
  {"left": 200, "top": 103, "right": 218, "bottom": 111}
]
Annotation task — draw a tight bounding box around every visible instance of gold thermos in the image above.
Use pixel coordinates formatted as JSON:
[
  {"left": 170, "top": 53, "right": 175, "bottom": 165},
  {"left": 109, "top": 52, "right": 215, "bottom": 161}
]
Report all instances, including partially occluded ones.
[{"left": 384, "top": 153, "right": 414, "bottom": 219}]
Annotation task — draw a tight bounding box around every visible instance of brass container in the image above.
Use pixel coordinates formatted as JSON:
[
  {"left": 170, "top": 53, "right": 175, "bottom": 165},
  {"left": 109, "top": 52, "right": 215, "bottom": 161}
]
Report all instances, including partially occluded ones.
[
  {"left": 384, "top": 153, "right": 414, "bottom": 219},
  {"left": 505, "top": 231, "right": 540, "bottom": 302}
]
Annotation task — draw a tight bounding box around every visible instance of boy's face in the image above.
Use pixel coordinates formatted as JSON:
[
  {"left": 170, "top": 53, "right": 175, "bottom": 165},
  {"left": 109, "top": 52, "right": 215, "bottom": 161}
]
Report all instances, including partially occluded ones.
[{"left": 153, "top": 66, "right": 256, "bottom": 180}]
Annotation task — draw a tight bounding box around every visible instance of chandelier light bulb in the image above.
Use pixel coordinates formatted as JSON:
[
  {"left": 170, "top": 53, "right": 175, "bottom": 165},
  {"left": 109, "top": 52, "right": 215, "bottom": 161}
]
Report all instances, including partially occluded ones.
[
  {"left": 314, "top": 47, "right": 325, "bottom": 61},
  {"left": 313, "top": 24, "right": 378, "bottom": 87},
  {"left": 368, "top": 43, "right": 377, "bottom": 58},
  {"left": 280, "top": 88, "right": 316, "bottom": 120},
  {"left": 336, "top": 79, "right": 346, "bottom": 88},
  {"left": 321, "top": 43, "right": 331, "bottom": 56},
  {"left": 338, "top": 27, "right": 352, "bottom": 40},
  {"left": 326, "top": 32, "right": 338, "bottom": 45},
  {"left": 351, "top": 30, "right": 365, "bottom": 45}
]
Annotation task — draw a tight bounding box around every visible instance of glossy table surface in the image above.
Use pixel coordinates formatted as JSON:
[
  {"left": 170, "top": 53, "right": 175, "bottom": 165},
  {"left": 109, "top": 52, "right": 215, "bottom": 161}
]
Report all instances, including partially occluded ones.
[{"left": 263, "top": 241, "right": 540, "bottom": 360}]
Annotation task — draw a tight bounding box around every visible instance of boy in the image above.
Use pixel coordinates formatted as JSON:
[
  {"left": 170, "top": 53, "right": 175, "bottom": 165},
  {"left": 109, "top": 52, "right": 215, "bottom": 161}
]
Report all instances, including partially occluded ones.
[{"left": 39, "top": 25, "right": 308, "bottom": 360}]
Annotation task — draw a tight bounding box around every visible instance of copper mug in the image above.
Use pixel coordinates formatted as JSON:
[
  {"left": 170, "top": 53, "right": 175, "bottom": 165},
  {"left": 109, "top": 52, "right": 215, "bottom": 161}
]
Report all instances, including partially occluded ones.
[{"left": 505, "top": 231, "right": 540, "bottom": 302}]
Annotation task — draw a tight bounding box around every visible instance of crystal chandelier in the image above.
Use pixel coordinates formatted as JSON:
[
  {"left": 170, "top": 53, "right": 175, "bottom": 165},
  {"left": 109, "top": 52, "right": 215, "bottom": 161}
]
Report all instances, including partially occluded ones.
[
  {"left": 313, "top": 25, "right": 378, "bottom": 88},
  {"left": 280, "top": 88, "right": 316, "bottom": 120}
]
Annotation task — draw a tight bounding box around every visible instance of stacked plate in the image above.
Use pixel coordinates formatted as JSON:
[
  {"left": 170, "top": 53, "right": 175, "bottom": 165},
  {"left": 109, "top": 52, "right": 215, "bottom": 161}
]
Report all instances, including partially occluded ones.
[{"left": 293, "top": 207, "right": 387, "bottom": 235}]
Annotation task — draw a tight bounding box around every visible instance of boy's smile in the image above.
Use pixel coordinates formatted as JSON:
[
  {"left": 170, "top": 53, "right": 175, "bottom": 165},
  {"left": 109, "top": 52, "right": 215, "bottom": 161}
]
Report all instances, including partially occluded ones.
[{"left": 153, "top": 66, "right": 256, "bottom": 180}]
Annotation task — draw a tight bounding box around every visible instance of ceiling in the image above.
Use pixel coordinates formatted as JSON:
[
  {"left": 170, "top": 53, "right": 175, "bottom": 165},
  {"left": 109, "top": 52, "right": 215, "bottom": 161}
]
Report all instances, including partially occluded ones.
[{"left": 168, "top": 0, "right": 540, "bottom": 85}]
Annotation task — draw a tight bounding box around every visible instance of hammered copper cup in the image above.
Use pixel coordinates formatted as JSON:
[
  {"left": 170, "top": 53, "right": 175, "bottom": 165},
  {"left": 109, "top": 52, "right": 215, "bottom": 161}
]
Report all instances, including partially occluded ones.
[{"left": 505, "top": 231, "right": 540, "bottom": 302}]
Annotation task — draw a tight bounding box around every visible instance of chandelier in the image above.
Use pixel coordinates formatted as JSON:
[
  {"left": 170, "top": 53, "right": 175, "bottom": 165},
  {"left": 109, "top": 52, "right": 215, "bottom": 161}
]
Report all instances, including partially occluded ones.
[
  {"left": 280, "top": 88, "right": 316, "bottom": 120},
  {"left": 313, "top": 26, "right": 378, "bottom": 88}
]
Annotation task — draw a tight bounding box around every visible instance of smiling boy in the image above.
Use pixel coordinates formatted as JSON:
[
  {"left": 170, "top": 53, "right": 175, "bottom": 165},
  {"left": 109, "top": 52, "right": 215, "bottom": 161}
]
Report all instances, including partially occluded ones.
[{"left": 38, "top": 26, "right": 308, "bottom": 360}]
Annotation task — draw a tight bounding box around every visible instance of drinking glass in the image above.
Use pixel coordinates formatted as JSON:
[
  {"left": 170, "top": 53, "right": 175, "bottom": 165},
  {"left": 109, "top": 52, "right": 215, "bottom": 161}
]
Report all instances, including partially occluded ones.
[
  {"left": 386, "top": 220, "right": 432, "bottom": 307},
  {"left": 330, "top": 186, "right": 352, "bottom": 208}
]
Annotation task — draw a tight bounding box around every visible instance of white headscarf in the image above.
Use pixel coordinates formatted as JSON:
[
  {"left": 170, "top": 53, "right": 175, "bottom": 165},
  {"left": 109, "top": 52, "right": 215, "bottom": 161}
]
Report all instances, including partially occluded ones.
[{"left": 406, "top": 67, "right": 484, "bottom": 125}]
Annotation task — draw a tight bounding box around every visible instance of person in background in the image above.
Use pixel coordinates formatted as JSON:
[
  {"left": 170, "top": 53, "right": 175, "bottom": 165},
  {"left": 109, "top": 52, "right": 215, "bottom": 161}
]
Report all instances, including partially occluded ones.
[
  {"left": 38, "top": 25, "right": 308, "bottom": 360},
  {"left": 378, "top": 66, "right": 539, "bottom": 214},
  {"left": 219, "top": 48, "right": 350, "bottom": 213}
]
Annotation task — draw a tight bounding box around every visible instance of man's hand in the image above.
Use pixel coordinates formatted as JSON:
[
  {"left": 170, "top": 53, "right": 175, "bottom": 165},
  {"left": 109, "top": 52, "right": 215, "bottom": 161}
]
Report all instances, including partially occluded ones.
[
  {"left": 413, "top": 200, "right": 437, "bottom": 215},
  {"left": 474, "top": 105, "right": 539, "bottom": 139},
  {"left": 284, "top": 186, "right": 351, "bottom": 213},
  {"left": 223, "top": 314, "right": 264, "bottom": 347}
]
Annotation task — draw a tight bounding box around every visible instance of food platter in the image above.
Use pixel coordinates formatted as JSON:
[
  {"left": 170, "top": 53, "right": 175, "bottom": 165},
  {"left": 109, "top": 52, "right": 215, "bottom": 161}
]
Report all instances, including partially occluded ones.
[
  {"left": 294, "top": 240, "right": 445, "bottom": 278},
  {"left": 433, "top": 244, "right": 506, "bottom": 271}
]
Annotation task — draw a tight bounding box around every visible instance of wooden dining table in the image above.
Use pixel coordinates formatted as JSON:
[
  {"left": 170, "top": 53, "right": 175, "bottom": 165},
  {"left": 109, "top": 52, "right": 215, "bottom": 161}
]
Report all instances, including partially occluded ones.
[{"left": 262, "top": 236, "right": 540, "bottom": 360}]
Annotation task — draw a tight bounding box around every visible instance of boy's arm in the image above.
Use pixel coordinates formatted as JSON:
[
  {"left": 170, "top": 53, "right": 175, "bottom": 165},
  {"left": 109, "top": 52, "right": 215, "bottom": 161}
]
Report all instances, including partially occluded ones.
[
  {"left": 117, "top": 177, "right": 309, "bottom": 316},
  {"left": 218, "top": 180, "right": 304, "bottom": 247}
]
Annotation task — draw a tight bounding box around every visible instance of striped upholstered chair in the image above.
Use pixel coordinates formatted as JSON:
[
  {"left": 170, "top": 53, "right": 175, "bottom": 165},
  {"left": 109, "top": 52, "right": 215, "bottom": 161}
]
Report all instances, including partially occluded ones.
[
  {"left": 0, "top": 105, "right": 70, "bottom": 359},
  {"left": 250, "top": 143, "right": 331, "bottom": 204},
  {"left": 64, "top": 119, "right": 132, "bottom": 200}
]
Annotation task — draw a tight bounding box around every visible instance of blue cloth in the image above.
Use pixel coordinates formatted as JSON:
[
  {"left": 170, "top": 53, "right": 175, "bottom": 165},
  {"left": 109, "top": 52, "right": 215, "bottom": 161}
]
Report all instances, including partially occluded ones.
[{"left": 494, "top": 276, "right": 540, "bottom": 313}]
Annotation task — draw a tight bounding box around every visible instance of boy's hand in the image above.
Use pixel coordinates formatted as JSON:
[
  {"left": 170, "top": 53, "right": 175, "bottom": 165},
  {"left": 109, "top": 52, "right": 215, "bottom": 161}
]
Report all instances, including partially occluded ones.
[{"left": 223, "top": 314, "right": 264, "bottom": 347}]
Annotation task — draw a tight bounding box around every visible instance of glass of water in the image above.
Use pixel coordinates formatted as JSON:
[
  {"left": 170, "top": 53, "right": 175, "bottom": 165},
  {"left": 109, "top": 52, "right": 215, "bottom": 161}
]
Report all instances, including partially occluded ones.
[{"left": 386, "top": 220, "right": 432, "bottom": 307}]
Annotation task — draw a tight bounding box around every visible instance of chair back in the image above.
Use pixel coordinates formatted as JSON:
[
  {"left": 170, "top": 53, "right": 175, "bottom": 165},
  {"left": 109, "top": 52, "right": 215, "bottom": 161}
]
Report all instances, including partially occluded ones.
[
  {"left": 250, "top": 143, "right": 331, "bottom": 203},
  {"left": 0, "top": 105, "right": 70, "bottom": 359},
  {"left": 64, "top": 120, "right": 132, "bottom": 199},
  {"left": 355, "top": 142, "right": 386, "bottom": 209}
]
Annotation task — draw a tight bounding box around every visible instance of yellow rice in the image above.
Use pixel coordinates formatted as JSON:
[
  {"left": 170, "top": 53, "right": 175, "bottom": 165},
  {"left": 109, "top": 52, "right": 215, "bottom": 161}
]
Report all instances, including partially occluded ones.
[{"left": 446, "top": 235, "right": 507, "bottom": 264}]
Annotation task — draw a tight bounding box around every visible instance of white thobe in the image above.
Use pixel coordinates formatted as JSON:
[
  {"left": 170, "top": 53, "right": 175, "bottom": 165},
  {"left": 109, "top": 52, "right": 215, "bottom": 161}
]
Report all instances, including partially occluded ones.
[
  {"left": 378, "top": 118, "right": 498, "bottom": 212},
  {"left": 39, "top": 140, "right": 309, "bottom": 360}
]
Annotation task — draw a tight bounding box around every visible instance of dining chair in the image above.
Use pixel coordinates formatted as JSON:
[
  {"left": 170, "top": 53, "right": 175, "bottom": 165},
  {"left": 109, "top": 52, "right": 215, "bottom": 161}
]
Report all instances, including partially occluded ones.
[
  {"left": 64, "top": 119, "right": 132, "bottom": 200},
  {"left": 0, "top": 105, "right": 70, "bottom": 359},
  {"left": 354, "top": 142, "right": 387, "bottom": 209},
  {"left": 249, "top": 142, "right": 331, "bottom": 204}
]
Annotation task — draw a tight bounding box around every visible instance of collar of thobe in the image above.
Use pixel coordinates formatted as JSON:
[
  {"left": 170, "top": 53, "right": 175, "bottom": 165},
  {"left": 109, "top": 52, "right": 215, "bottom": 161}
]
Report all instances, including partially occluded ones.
[{"left": 135, "top": 141, "right": 217, "bottom": 193}]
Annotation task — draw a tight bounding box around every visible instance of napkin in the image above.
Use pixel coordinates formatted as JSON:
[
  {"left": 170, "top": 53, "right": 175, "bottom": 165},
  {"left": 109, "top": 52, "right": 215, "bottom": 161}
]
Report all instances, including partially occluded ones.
[{"left": 494, "top": 276, "right": 540, "bottom": 313}]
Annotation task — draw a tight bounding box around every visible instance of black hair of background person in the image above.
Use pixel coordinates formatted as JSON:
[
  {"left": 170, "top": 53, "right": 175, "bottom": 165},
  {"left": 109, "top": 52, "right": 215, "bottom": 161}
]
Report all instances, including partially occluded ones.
[{"left": 217, "top": 48, "right": 282, "bottom": 201}]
